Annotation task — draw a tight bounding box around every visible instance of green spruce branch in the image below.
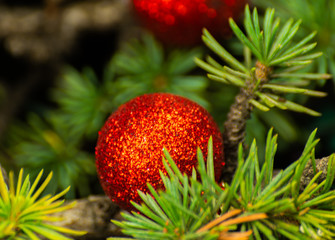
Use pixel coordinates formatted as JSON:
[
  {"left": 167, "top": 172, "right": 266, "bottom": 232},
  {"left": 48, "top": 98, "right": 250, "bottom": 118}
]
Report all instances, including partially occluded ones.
[
  {"left": 1, "top": 114, "right": 95, "bottom": 199},
  {"left": 0, "top": 33, "right": 209, "bottom": 201},
  {"left": 0, "top": 168, "right": 86, "bottom": 239},
  {"left": 112, "top": 130, "right": 335, "bottom": 240},
  {"left": 110, "top": 33, "right": 209, "bottom": 108},
  {"left": 252, "top": 0, "right": 335, "bottom": 87},
  {"left": 195, "top": 5, "right": 331, "bottom": 181}
]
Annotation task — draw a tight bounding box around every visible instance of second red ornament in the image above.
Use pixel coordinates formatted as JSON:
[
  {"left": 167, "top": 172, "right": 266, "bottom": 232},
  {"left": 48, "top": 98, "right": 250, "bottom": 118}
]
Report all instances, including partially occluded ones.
[{"left": 132, "top": 0, "right": 247, "bottom": 46}]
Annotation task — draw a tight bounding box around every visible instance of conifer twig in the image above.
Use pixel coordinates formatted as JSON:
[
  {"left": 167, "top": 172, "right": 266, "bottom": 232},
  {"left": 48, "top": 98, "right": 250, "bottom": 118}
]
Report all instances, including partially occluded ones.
[
  {"left": 197, "top": 5, "right": 330, "bottom": 182},
  {"left": 221, "top": 62, "right": 271, "bottom": 183},
  {"left": 110, "top": 129, "right": 335, "bottom": 239},
  {"left": 0, "top": 163, "right": 7, "bottom": 187}
]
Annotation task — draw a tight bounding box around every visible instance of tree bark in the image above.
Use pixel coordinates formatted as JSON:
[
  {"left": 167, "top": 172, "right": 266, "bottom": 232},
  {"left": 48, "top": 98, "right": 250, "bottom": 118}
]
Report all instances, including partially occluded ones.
[{"left": 300, "top": 155, "right": 334, "bottom": 190}]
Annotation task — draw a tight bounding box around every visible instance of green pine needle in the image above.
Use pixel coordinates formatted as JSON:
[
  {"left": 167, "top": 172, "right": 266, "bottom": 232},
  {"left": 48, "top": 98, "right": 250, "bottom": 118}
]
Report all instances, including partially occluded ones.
[
  {"left": 253, "top": 0, "right": 335, "bottom": 87},
  {"left": 2, "top": 114, "right": 96, "bottom": 199},
  {"left": 111, "top": 130, "right": 335, "bottom": 240},
  {"left": 111, "top": 33, "right": 209, "bottom": 108},
  {"left": 0, "top": 168, "right": 86, "bottom": 239},
  {"left": 196, "top": 5, "right": 330, "bottom": 116}
]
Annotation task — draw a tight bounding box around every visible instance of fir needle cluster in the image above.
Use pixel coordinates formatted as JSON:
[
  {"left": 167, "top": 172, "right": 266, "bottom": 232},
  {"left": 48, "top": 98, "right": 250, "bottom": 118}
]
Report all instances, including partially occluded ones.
[
  {"left": 195, "top": 5, "right": 332, "bottom": 182},
  {"left": 252, "top": 0, "right": 335, "bottom": 81},
  {"left": 0, "top": 169, "right": 86, "bottom": 239},
  {"left": 112, "top": 130, "right": 335, "bottom": 240},
  {"left": 196, "top": 5, "right": 330, "bottom": 116}
]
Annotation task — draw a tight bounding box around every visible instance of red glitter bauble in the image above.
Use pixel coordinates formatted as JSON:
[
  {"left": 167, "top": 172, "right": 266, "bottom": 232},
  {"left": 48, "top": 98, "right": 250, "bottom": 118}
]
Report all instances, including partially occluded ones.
[
  {"left": 132, "top": 0, "right": 247, "bottom": 46},
  {"left": 95, "top": 93, "right": 224, "bottom": 211}
]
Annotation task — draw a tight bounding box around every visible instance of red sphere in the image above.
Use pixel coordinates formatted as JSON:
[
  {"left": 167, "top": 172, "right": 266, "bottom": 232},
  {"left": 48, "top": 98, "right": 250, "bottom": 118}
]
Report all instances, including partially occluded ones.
[
  {"left": 95, "top": 93, "right": 224, "bottom": 210},
  {"left": 132, "top": 0, "right": 247, "bottom": 46}
]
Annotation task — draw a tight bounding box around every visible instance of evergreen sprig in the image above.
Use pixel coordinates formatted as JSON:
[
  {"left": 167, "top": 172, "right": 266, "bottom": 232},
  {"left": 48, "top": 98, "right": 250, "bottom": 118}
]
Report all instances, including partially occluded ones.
[
  {"left": 52, "top": 66, "right": 114, "bottom": 139},
  {"left": 0, "top": 33, "right": 210, "bottom": 199},
  {"left": 195, "top": 5, "right": 330, "bottom": 116},
  {"left": 111, "top": 137, "right": 267, "bottom": 240},
  {"left": 52, "top": 33, "right": 209, "bottom": 139},
  {"left": 2, "top": 114, "right": 95, "bottom": 198},
  {"left": 110, "top": 130, "right": 335, "bottom": 240},
  {"left": 0, "top": 168, "right": 86, "bottom": 239},
  {"left": 226, "top": 129, "right": 335, "bottom": 239},
  {"left": 110, "top": 33, "right": 209, "bottom": 108},
  {"left": 252, "top": 0, "right": 335, "bottom": 83}
]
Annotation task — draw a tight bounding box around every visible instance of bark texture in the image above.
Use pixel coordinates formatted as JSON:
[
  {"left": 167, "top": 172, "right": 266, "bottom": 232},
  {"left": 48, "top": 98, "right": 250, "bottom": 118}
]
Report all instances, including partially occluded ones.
[
  {"left": 301, "top": 155, "right": 334, "bottom": 190},
  {"left": 48, "top": 195, "right": 124, "bottom": 240},
  {"left": 221, "top": 62, "right": 271, "bottom": 183}
]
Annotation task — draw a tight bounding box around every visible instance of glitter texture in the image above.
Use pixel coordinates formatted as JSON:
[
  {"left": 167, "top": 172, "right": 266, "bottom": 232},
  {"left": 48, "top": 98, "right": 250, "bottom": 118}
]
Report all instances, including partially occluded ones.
[
  {"left": 132, "top": 0, "right": 247, "bottom": 46},
  {"left": 95, "top": 93, "right": 224, "bottom": 210}
]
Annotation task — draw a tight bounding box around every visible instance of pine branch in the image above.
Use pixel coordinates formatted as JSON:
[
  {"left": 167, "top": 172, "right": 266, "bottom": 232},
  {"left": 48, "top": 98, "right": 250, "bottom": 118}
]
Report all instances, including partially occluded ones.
[
  {"left": 5, "top": 150, "right": 330, "bottom": 239},
  {"left": 110, "top": 129, "right": 335, "bottom": 240},
  {"left": 0, "top": 163, "right": 8, "bottom": 187},
  {"left": 0, "top": 168, "right": 86, "bottom": 239},
  {"left": 252, "top": 0, "right": 335, "bottom": 85},
  {"left": 196, "top": 5, "right": 331, "bottom": 182},
  {"left": 221, "top": 62, "right": 272, "bottom": 183}
]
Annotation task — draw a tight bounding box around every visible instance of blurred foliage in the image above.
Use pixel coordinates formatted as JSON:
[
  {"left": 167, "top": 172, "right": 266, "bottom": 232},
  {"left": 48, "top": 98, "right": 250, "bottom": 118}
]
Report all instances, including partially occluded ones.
[
  {"left": 2, "top": 114, "right": 95, "bottom": 198},
  {"left": 51, "top": 66, "right": 115, "bottom": 140},
  {"left": 52, "top": 33, "right": 209, "bottom": 140},
  {"left": 0, "top": 33, "right": 210, "bottom": 199},
  {"left": 111, "top": 33, "right": 209, "bottom": 108}
]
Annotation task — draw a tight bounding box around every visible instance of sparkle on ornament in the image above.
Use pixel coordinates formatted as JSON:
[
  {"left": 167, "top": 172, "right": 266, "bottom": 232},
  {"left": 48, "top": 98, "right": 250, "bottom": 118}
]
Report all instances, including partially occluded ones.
[{"left": 95, "top": 93, "right": 224, "bottom": 210}]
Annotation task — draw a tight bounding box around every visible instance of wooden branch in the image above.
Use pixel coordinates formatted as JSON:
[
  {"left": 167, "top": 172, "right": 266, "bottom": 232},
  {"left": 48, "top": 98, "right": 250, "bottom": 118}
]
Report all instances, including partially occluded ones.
[
  {"left": 48, "top": 195, "right": 125, "bottom": 240},
  {"left": 221, "top": 62, "right": 271, "bottom": 183},
  {"left": 300, "top": 155, "right": 334, "bottom": 190}
]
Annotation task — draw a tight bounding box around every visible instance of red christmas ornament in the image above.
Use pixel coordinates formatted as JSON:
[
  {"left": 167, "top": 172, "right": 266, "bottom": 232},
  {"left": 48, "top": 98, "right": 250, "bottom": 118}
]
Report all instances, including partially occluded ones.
[
  {"left": 132, "top": 0, "right": 247, "bottom": 46},
  {"left": 95, "top": 93, "right": 224, "bottom": 210}
]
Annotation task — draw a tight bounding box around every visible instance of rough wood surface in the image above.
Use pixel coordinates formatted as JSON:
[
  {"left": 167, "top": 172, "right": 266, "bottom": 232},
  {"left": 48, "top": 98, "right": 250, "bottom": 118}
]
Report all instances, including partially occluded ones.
[
  {"left": 221, "top": 88, "right": 253, "bottom": 183},
  {"left": 48, "top": 195, "right": 124, "bottom": 240},
  {"left": 301, "top": 155, "right": 334, "bottom": 190},
  {"left": 221, "top": 62, "right": 271, "bottom": 183}
]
